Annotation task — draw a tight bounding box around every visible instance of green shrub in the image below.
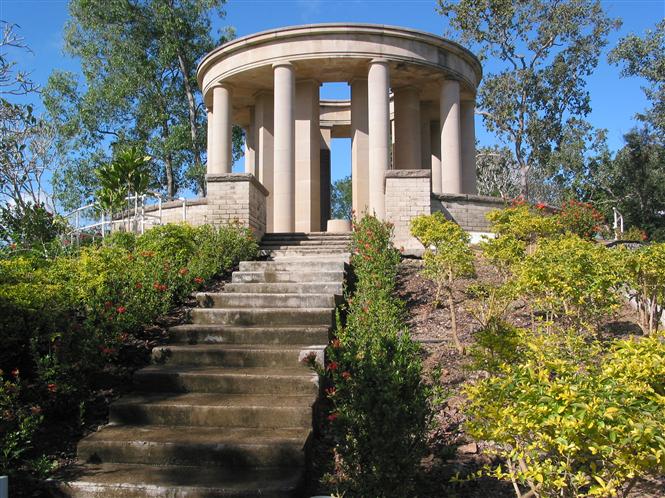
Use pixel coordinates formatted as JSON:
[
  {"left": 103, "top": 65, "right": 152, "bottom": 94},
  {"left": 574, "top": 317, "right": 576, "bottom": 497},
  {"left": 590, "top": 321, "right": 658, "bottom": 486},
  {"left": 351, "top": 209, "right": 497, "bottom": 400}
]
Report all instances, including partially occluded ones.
[
  {"left": 623, "top": 242, "right": 665, "bottom": 334},
  {"left": 463, "top": 329, "right": 665, "bottom": 498},
  {"left": 515, "top": 234, "right": 623, "bottom": 327},
  {"left": 481, "top": 205, "right": 560, "bottom": 276},
  {"left": 411, "top": 212, "right": 475, "bottom": 353},
  {"left": 312, "top": 214, "right": 429, "bottom": 497}
]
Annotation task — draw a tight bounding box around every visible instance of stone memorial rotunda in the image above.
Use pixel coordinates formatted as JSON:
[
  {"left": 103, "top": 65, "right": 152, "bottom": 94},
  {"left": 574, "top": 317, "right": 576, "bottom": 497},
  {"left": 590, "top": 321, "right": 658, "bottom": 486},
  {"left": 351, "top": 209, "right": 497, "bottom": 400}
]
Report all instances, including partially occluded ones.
[{"left": 191, "top": 23, "right": 504, "bottom": 252}]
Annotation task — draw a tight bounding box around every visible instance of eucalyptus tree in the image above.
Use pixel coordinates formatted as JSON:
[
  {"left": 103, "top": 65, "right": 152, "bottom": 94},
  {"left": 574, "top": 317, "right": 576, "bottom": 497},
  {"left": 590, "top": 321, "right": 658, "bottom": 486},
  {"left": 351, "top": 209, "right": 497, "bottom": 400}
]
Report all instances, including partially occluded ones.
[
  {"left": 44, "top": 0, "right": 238, "bottom": 208},
  {"left": 437, "top": 0, "right": 620, "bottom": 198},
  {"left": 609, "top": 19, "right": 665, "bottom": 139}
]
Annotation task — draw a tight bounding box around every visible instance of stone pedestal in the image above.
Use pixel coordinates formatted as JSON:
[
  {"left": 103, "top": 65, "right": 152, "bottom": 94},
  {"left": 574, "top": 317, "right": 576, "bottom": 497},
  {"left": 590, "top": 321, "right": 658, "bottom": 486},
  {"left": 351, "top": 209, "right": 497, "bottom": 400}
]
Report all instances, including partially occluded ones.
[
  {"left": 206, "top": 173, "right": 268, "bottom": 237},
  {"left": 384, "top": 169, "right": 431, "bottom": 256}
]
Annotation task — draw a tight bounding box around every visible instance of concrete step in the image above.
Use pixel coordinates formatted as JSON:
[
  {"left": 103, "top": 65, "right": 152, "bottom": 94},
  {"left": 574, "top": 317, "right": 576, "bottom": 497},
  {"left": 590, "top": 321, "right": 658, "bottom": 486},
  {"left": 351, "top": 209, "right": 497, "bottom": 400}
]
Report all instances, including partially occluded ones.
[
  {"left": 168, "top": 324, "right": 330, "bottom": 345},
  {"left": 109, "top": 393, "right": 314, "bottom": 429},
  {"left": 190, "top": 307, "right": 335, "bottom": 327},
  {"left": 197, "top": 292, "right": 337, "bottom": 309},
  {"left": 260, "top": 240, "right": 350, "bottom": 247},
  {"left": 262, "top": 231, "right": 351, "bottom": 240},
  {"left": 150, "top": 344, "right": 324, "bottom": 368},
  {"left": 78, "top": 426, "right": 310, "bottom": 468},
  {"left": 231, "top": 270, "right": 344, "bottom": 284},
  {"left": 56, "top": 463, "right": 303, "bottom": 497},
  {"left": 239, "top": 259, "right": 345, "bottom": 272},
  {"left": 262, "top": 250, "right": 351, "bottom": 260},
  {"left": 224, "top": 282, "right": 343, "bottom": 295},
  {"left": 133, "top": 366, "right": 319, "bottom": 395}
]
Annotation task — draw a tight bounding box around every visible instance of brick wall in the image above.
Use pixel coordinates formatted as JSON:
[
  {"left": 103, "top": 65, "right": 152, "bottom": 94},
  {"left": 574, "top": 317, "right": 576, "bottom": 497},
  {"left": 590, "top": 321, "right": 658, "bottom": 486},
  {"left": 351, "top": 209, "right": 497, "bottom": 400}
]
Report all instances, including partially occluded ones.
[
  {"left": 431, "top": 193, "right": 507, "bottom": 232},
  {"left": 206, "top": 173, "right": 268, "bottom": 237},
  {"left": 384, "top": 170, "right": 431, "bottom": 256}
]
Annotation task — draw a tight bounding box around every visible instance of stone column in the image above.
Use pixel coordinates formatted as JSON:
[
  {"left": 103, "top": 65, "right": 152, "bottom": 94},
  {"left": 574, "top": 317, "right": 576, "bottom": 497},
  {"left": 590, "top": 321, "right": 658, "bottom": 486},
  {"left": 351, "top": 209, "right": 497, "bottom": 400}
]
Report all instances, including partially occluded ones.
[
  {"left": 273, "top": 62, "right": 295, "bottom": 232},
  {"left": 420, "top": 102, "right": 431, "bottom": 170},
  {"left": 208, "top": 84, "right": 233, "bottom": 174},
  {"left": 254, "top": 92, "right": 274, "bottom": 232},
  {"left": 295, "top": 79, "right": 321, "bottom": 232},
  {"left": 320, "top": 126, "right": 332, "bottom": 230},
  {"left": 367, "top": 59, "right": 390, "bottom": 219},
  {"left": 430, "top": 121, "right": 442, "bottom": 193},
  {"left": 440, "top": 79, "right": 463, "bottom": 194},
  {"left": 393, "top": 86, "right": 421, "bottom": 170},
  {"left": 244, "top": 106, "right": 256, "bottom": 175},
  {"left": 461, "top": 98, "right": 478, "bottom": 194},
  {"left": 350, "top": 78, "right": 369, "bottom": 215}
]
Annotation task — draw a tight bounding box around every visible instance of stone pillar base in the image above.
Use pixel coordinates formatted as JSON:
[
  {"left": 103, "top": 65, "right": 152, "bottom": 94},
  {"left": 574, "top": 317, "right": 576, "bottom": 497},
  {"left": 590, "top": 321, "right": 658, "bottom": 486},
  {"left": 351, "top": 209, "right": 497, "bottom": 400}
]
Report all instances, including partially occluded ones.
[
  {"left": 384, "top": 170, "right": 431, "bottom": 256},
  {"left": 206, "top": 173, "right": 268, "bottom": 238}
]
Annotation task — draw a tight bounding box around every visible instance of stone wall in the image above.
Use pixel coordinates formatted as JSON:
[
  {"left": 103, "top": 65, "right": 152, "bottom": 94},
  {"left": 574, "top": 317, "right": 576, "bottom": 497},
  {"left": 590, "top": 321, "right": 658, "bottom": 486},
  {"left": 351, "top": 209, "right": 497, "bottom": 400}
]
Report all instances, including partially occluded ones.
[
  {"left": 431, "top": 193, "right": 507, "bottom": 232},
  {"left": 141, "top": 199, "right": 208, "bottom": 227},
  {"left": 384, "top": 170, "right": 431, "bottom": 256},
  {"left": 206, "top": 173, "right": 268, "bottom": 237}
]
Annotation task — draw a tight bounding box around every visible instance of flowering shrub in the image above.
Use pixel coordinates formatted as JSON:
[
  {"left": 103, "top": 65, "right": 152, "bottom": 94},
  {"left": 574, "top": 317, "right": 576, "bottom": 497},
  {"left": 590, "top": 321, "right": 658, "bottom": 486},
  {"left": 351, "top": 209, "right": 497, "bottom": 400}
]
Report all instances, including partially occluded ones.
[
  {"left": 0, "top": 222, "right": 257, "bottom": 476},
  {"left": 311, "top": 214, "right": 429, "bottom": 497},
  {"left": 464, "top": 328, "right": 665, "bottom": 498},
  {"left": 411, "top": 212, "right": 475, "bottom": 353},
  {"left": 558, "top": 200, "right": 605, "bottom": 239}
]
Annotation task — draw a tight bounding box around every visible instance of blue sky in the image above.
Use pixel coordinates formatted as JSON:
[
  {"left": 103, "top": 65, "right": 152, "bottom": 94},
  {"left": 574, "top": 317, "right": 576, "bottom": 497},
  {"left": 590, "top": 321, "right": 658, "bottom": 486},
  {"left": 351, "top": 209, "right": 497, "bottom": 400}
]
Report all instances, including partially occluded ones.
[{"left": 1, "top": 0, "right": 664, "bottom": 188}]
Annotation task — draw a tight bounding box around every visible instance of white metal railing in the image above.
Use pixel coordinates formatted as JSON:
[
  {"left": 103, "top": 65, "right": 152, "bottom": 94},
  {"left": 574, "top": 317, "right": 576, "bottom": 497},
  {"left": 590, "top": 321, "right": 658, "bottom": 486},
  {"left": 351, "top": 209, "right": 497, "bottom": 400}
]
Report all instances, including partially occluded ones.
[
  {"left": 613, "top": 207, "right": 624, "bottom": 240},
  {"left": 64, "top": 192, "right": 189, "bottom": 243}
]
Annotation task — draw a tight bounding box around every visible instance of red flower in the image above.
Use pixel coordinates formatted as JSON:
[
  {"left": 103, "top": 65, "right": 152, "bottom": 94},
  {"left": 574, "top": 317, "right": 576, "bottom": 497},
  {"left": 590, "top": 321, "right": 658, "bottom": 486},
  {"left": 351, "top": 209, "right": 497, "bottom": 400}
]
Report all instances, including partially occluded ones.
[
  {"left": 104, "top": 301, "right": 113, "bottom": 310},
  {"left": 535, "top": 202, "right": 546, "bottom": 210},
  {"left": 301, "top": 351, "right": 318, "bottom": 365},
  {"left": 140, "top": 251, "right": 155, "bottom": 257},
  {"left": 9, "top": 243, "right": 16, "bottom": 250},
  {"left": 47, "top": 383, "right": 57, "bottom": 393},
  {"left": 30, "top": 405, "right": 42, "bottom": 415},
  {"left": 179, "top": 267, "right": 189, "bottom": 276},
  {"left": 327, "top": 412, "right": 339, "bottom": 422},
  {"left": 326, "top": 361, "right": 339, "bottom": 372},
  {"left": 153, "top": 282, "right": 168, "bottom": 292},
  {"left": 116, "top": 306, "right": 127, "bottom": 314},
  {"left": 135, "top": 282, "right": 143, "bottom": 289},
  {"left": 194, "top": 277, "right": 205, "bottom": 285},
  {"left": 330, "top": 339, "right": 341, "bottom": 349},
  {"left": 325, "top": 387, "right": 336, "bottom": 396},
  {"left": 341, "top": 371, "right": 351, "bottom": 380},
  {"left": 10, "top": 368, "right": 19, "bottom": 378}
]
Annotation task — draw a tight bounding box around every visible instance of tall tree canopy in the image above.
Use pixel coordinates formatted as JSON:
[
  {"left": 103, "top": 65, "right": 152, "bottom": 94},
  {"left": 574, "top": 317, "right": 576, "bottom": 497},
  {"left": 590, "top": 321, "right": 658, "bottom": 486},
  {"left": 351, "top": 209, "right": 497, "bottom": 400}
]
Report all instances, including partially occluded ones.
[
  {"left": 437, "top": 0, "right": 620, "bottom": 198},
  {"left": 44, "top": 0, "right": 240, "bottom": 210},
  {"left": 609, "top": 19, "right": 665, "bottom": 139}
]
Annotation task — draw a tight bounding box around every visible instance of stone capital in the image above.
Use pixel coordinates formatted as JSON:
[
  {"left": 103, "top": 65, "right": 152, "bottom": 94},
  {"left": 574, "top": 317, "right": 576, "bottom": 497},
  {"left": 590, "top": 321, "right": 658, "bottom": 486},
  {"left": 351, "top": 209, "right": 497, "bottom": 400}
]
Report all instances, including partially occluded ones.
[{"left": 272, "top": 61, "right": 294, "bottom": 70}]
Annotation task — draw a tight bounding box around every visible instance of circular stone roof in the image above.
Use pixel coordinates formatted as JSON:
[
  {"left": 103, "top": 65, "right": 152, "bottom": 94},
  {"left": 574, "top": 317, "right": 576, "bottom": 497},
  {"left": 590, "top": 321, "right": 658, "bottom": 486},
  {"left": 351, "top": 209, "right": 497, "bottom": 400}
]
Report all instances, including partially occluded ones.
[{"left": 197, "top": 23, "right": 482, "bottom": 112}]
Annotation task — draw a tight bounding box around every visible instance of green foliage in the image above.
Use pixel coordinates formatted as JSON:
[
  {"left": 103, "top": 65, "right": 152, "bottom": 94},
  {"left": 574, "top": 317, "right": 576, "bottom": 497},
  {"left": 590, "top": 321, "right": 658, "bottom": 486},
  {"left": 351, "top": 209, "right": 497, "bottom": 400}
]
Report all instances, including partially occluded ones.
[
  {"left": 411, "top": 212, "right": 475, "bottom": 352},
  {"left": 312, "top": 214, "right": 429, "bottom": 497},
  {"left": 481, "top": 205, "right": 560, "bottom": 276},
  {"left": 608, "top": 19, "right": 664, "bottom": 136},
  {"left": 515, "top": 234, "right": 623, "bottom": 327},
  {"left": 330, "top": 175, "right": 352, "bottom": 220},
  {"left": 0, "top": 222, "right": 257, "bottom": 477},
  {"left": 95, "top": 145, "right": 152, "bottom": 213},
  {"left": 0, "top": 373, "right": 44, "bottom": 476},
  {"left": 592, "top": 128, "right": 665, "bottom": 242},
  {"left": 437, "top": 0, "right": 620, "bottom": 198},
  {"left": 557, "top": 199, "right": 605, "bottom": 239},
  {"left": 0, "top": 203, "right": 68, "bottom": 253},
  {"left": 464, "top": 328, "right": 665, "bottom": 497},
  {"left": 623, "top": 243, "right": 665, "bottom": 333},
  {"left": 43, "top": 0, "right": 239, "bottom": 200}
]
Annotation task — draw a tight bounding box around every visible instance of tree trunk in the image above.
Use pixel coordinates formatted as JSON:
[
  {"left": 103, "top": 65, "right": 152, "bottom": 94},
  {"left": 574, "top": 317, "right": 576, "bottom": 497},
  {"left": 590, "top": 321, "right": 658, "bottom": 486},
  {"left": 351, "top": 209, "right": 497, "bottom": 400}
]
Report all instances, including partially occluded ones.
[
  {"left": 176, "top": 50, "right": 203, "bottom": 174},
  {"left": 161, "top": 119, "right": 175, "bottom": 198},
  {"left": 447, "top": 276, "right": 464, "bottom": 354}
]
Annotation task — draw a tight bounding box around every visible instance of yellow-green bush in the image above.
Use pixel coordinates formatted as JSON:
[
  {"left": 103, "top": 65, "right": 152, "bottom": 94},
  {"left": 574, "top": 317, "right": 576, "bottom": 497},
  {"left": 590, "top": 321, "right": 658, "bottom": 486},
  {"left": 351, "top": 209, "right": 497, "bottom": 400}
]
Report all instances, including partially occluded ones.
[
  {"left": 622, "top": 242, "right": 665, "bottom": 334},
  {"left": 515, "top": 234, "right": 624, "bottom": 327},
  {"left": 464, "top": 329, "right": 665, "bottom": 498}
]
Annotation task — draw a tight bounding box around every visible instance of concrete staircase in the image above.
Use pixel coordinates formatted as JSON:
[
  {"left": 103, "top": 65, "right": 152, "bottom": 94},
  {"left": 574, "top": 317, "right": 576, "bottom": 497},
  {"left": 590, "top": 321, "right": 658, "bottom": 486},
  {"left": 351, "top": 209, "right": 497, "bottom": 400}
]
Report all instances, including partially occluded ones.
[{"left": 57, "top": 232, "right": 351, "bottom": 497}]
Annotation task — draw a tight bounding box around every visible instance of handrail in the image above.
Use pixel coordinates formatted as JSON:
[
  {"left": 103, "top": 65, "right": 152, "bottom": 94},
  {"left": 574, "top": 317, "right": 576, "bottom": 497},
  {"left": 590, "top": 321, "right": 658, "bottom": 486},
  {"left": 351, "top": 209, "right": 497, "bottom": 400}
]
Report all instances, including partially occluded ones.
[{"left": 64, "top": 192, "right": 169, "bottom": 242}]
